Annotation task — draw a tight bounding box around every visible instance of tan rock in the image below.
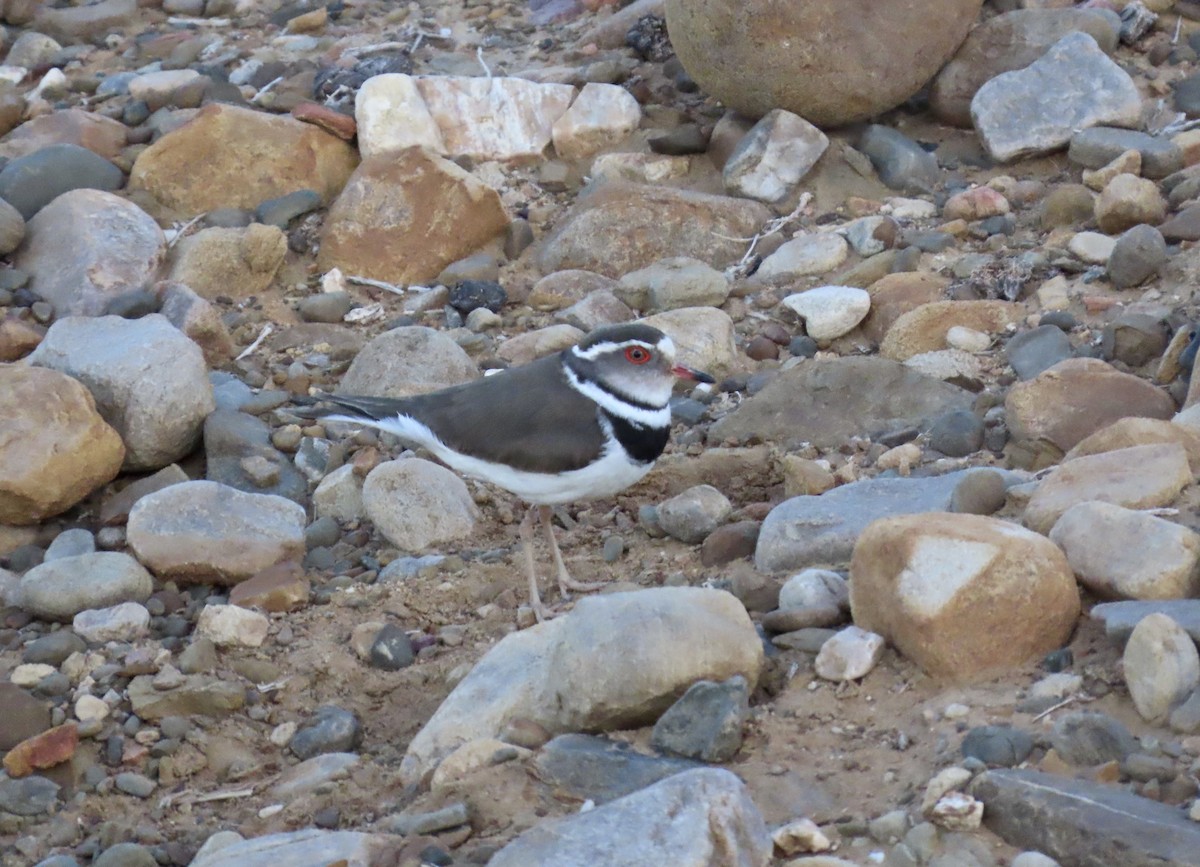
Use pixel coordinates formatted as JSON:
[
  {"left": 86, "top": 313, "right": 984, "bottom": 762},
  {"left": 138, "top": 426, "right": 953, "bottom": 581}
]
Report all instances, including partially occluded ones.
[
  {"left": 1082, "top": 149, "right": 1141, "bottom": 192},
  {"left": 861, "top": 272, "right": 949, "bottom": 344},
  {"left": 529, "top": 270, "right": 619, "bottom": 311},
  {"left": 1006, "top": 358, "right": 1175, "bottom": 455},
  {"left": 167, "top": 225, "right": 287, "bottom": 302},
  {"left": 354, "top": 73, "right": 445, "bottom": 158},
  {"left": 1065, "top": 417, "right": 1200, "bottom": 474},
  {"left": 781, "top": 456, "right": 835, "bottom": 498},
  {"left": 0, "top": 366, "right": 124, "bottom": 525},
  {"left": 849, "top": 512, "right": 1079, "bottom": 679},
  {"left": 0, "top": 315, "right": 43, "bottom": 361},
  {"left": 639, "top": 307, "right": 739, "bottom": 377},
  {"left": 1023, "top": 443, "right": 1192, "bottom": 534},
  {"left": 228, "top": 561, "right": 310, "bottom": 613},
  {"left": 0, "top": 108, "right": 126, "bottom": 161},
  {"left": 1094, "top": 173, "right": 1166, "bottom": 235},
  {"left": 129, "top": 104, "right": 358, "bottom": 215},
  {"left": 880, "top": 300, "right": 1023, "bottom": 361},
  {"left": 2, "top": 723, "right": 78, "bottom": 778},
  {"left": 497, "top": 324, "right": 584, "bottom": 366},
  {"left": 318, "top": 148, "right": 507, "bottom": 285},
  {"left": 362, "top": 459, "right": 478, "bottom": 552},
  {"left": 338, "top": 326, "right": 479, "bottom": 399},
  {"left": 551, "top": 82, "right": 641, "bottom": 160}
]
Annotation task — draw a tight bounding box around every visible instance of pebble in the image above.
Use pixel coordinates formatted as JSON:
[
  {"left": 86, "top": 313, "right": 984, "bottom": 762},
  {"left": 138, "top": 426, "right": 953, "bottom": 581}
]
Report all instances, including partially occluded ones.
[
  {"left": 297, "top": 291, "right": 354, "bottom": 323},
  {"left": 22, "top": 631, "right": 85, "bottom": 666},
  {"left": 1107, "top": 223, "right": 1167, "bottom": 289},
  {"left": 448, "top": 279, "right": 507, "bottom": 315},
  {"left": 927, "top": 409, "right": 984, "bottom": 457},
  {"left": 290, "top": 706, "right": 363, "bottom": 760},
  {"left": 722, "top": 108, "right": 828, "bottom": 203},
  {"left": 1068, "top": 231, "right": 1116, "bottom": 264},
  {"left": 72, "top": 603, "right": 151, "bottom": 643},
  {"left": 1050, "top": 712, "right": 1138, "bottom": 765},
  {"left": 779, "top": 570, "right": 849, "bottom": 612},
  {"left": 616, "top": 256, "right": 730, "bottom": 312},
  {"left": 814, "top": 626, "right": 885, "bottom": 681},
  {"left": 1123, "top": 613, "right": 1200, "bottom": 724},
  {"left": 781, "top": 285, "right": 871, "bottom": 340},
  {"left": 1005, "top": 325, "right": 1073, "bottom": 380},
  {"left": 757, "top": 233, "right": 849, "bottom": 280},
  {"left": 19, "top": 553, "right": 153, "bottom": 621},
  {"left": 196, "top": 604, "right": 270, "bottom": 648},
  {"left": 0, "top": 143, "right": 124, "bottom": 220},
  {"left": 114, "top": 772, "right": 156, "bottom": 798},
  {"left": 655, "top": 485, "right": 732, "bottom": 544},
  {"left": 650, "top": 675, "right": 750, "bottom": 762},
  {"left": 961, "top": 725, "right": 1034, "bottom": 766},
  {"left": 369, "top": 624, "right": 415, "bottom": 671},
  {"left": 859, "top": 125, "right": 940, "bottom": 193}
]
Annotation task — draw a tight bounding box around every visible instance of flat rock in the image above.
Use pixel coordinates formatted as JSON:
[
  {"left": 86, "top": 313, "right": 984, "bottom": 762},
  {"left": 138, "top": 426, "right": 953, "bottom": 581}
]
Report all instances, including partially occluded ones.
[
  {"left": 537, "top": 182, "right": 770, "bottom": 278},
  {"left": 1023, "top": 443, "right": 1191, "bottom": 534},
  {"left": 881, "top": 300, "right": 1023, "bottom": 361},
  {"left": 971, "top": 768, "right": 1200, "bottom": 867},
  {"left": 29, "top": 314, "right": 215, "bottom": 471},
  {"left": 12, "top": 189, "right": 165, "bottom": 317},
  {"left": 615, "top": 257, "right": 729, "bottom": 312},
  {"left": 189, "top": 830, "right": 404, "bottom": 867},
  {"left": 129, "top": 104, "right": 358, "bottom": 215},
  {"left": 723, "top": 108, "right": 828, "bottom": 203},
  {"left": 497, "top": 324, "right": 584, "bottom": 365},
  {"left": 711, "top": 357, "right": 973, "bottom": 449},
  {"left": 318, "top": 148, "right": 507, "bottom": 285},
  {"left": 127, "top": 480, "right": 307, "bottom": 585},
  {"left": 757, "top": 234, "right": 850, "bottom": 281},
  {"left": 1091, "top": 599, "right": 1200, "bottom": 644},
  {"left": 0, "top": 142, "right": 124, "bottom": 220},
  {"left": 931, "top": 8, "right": 1120, "bottom": 127},
  {"left": 73, "top": 602, "right": 149, "bottom": 643},
  {"left": 971, "top": 32, "right": 1141, "bottom": 163},
  {"left": 401, "top": 587, "right": 762, "bottom": 784},
  {"left": 0, "top": 366, "right": 124, "bottom": 525},
  {"left": 532, "top": 733, "right": 704, "bottom": 803},
  {"left": 127, "top": 674, "right": 245, "bottom": 720},
  {"left": 337, "top": 325, "right": 479, "bottom": 398},
  {"left": 552, "top": 82, "right": 641, "bottom": 160},
  {"left": 489, "top": 768, "right": 771, "bottom": 867},
  {"left": 755, "top": 469, "right": 1009, "bottom": 573},
  {"left": 1005, "top": 358, "right": 1175, "bottom": 458},
  {"left": 850, "top": 513, "right": 1079, "bottom": 679},
  {"left": 1069, "top": 127, "right": 1182, "bottom": 180},
  {"left": 362, "top": 459, "right": 478, "bottom": 551},
  {"left": 1050, "top": 502, "right": 1200, "bottom": 600},
  {"left": 18, "top": 552, "right": 152, "bottom": 622},
  {"left": 0, "top": 108, "right": 126, "bottom": 162}
]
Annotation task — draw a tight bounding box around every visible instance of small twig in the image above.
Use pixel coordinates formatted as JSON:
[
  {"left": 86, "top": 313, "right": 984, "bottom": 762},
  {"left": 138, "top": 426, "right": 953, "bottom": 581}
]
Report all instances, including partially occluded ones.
[
  {"left": 344, "top": 274, "right": 407, "bottom": 296},
  {"left": 167, "top": 16, "right": 231, "bottom": 27},
  {"left": 235, "top": 324, "right": 274, "bottom": 361},
  {"left": 250, "top": 75, "right": 284, "bottom": 106},
  {"left": 345, "top": 40, "right": 414, "bottom": 57},
  {"left": 1031, "top": 695, "right": 1084, "bottom": 723},
  {"left": 166, "top": 214, "right": 206, "bottom": 250},
  {"left": 1175, "top": 14, "right": 1184, "bottom": 44},
  {"left": 720, "top": 193, "right": 813, "bottom": 278},
  {"left": 477, "top": 46, "right": 492, "bottom": 79}
]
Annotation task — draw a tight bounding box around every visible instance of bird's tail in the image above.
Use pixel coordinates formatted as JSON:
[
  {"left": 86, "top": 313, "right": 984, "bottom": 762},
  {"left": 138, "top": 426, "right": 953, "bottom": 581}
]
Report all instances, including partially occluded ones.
[{"left": 292, "top": 392, "right": 410, "bottom": 422}]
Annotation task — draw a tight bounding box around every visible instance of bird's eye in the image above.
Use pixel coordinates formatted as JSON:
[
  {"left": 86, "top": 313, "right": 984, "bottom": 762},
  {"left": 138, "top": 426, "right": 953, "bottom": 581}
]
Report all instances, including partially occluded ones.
[{"left": 625, "top": 346, "right": 651, "bottom": 364}]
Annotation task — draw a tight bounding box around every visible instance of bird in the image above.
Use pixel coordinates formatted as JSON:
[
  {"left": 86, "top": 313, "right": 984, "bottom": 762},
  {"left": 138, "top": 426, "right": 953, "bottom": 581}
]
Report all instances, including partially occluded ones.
[{"left": 300, "top": 323, "right": 715, "bottom": 619}]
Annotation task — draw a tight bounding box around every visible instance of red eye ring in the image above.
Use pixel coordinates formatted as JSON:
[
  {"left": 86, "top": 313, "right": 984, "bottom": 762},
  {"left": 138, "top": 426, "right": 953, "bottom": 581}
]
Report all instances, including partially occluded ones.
[{"left": 625, "top": 346, "right": 652, "bottom": 364}]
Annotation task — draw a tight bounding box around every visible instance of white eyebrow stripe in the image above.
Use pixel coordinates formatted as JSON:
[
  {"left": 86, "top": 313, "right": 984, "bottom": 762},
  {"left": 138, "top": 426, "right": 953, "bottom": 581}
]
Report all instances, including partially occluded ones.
[{"left": 571, "top": 338, "right": 666, "bottom": 361}]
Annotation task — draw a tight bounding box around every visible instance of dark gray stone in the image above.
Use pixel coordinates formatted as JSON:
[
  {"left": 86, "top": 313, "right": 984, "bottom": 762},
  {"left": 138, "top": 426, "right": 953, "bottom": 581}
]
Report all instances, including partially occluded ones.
[
  {"left": 1091, "top": 599, "right": 1200, "bottom": 645},
  {"left": 368, "top": 623, "right": 414, "bottom": 671},
  {"left": 1050, "top": 712, "right": 1137, "bottom": 766},
  {"left": 961, "top": 725, "right": 1033, "bottom": 767},
  {"left": 255, "top": 189, "right": 321, "bottom": 228},
  {"left": 532, "top": 733, "right": 704, "bottom": 804},
  {"left": 972, "top": 768, "right": 1200, "bottom": 867},
  {"left": 297, "top": 291, "right": 353, "bottom": 324},
  {"left": 1005, "top": 325, "right": 1073, "bottom": 380},
  {"left": 1067, "top": 127, "right": 1183, "bottom": 179},
  {"left": 448, "top": 280, "right": 506, "bottom": 314},
  {"left": 1169, "top": 688, "right": 1200, "bottom": 734},
  {"left": 0, "top": 143, "right": 124, "bottom": 219},
  {"left": 304, "top": 516, "right": 341, "bottom": 550},
  {"left": 93, "top": 842, "right": 158, "bottom": 867},
  {"left": 1101, "top": 313, "right": 1168, "bottom": 367},
  {"left": 113, "top": 772, "right": 156, "bottom": 798},
  {"left": 290, "top": 705, "right": 363, "bottom": 759},
  {"left": 1107, "top": 224, "right": 1167, "bottom": 289},
  {"left": 650, "top": 676, "right": 750, "bottom": 762},
  {"left": 22, "top": 630, "right": 86, "bottom": 666},
  {"left": 1175, "top": 72, "right": 1200, "bottom": 118},
  {"left": 203, "top": 409, "right": 307, "bottom": 504},
  {"left": 859, "top": 125, "right": 940, "bottom": 193},
  {"left": 0, "top": 773, "right": 59, "bottom": 815},
  {"left": 927, "top": 409, "right": 984, "bottom": 457}
]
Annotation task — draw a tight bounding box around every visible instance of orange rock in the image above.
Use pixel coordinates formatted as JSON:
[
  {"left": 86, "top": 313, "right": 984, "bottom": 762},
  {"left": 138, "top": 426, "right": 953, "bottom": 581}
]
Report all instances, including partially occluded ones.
[
  {"left": 292, "top": 102, "right": 356, "bottom": 141},
  {"left": 0, "top": 315, "right": 44, "bottom": 361},
  {"left": 2, "top": 723, "right": 78, "bottom": 778}
]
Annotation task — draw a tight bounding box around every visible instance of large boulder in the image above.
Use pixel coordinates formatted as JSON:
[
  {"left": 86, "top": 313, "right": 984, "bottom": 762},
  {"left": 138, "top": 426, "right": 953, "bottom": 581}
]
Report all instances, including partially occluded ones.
[
  {"left": 664, "top": 0, "right": 983, "bottom": 126},
  {"left": 850, "top": 512, "right": 1080, "bottom": 679},
  {"left": 28, "top": 315, "right": 215, "bottom": 471},
  {"left": 0, "top": 366, "right": 124, "bottom": 525}
]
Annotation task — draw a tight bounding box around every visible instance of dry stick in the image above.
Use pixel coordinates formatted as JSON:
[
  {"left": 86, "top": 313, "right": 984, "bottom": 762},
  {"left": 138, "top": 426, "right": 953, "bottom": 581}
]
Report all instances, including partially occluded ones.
[
  {"left": 166, "top": 214, "right": 206, "bottom": 250},
  {"left": 716, "top": 193, "right": 813, "bottom": 277},
  {"left": 250, "top": 75, "right": 284, "bottom": 106},
  {"left": 235, "top": 324, "right": 274, "bottom": 361},
  {"left": 1031, "top": 694, "right": 1090, "bottom": 723},
  {"left": 344, "top": 274, "right": 407, "bottom": 296}
]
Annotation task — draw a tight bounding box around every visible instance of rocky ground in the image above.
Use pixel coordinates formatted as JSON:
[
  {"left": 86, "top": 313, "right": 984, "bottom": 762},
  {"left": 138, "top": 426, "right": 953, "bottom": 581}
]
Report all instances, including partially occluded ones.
[{"left": 5, "top": 0, "right": 1200, "bottom": 865}]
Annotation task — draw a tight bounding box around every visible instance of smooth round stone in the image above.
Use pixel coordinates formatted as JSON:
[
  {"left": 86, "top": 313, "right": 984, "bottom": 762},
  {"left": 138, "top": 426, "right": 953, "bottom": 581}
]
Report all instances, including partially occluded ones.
[
  {"left": 368, "top": 623, "right": 414, "bottom": 671},
  {"left": 1005, "top": 325, "right": 1073, "bottom": 380},
  {"left": 1107, "top": 223, "right": 1167, "bottom": 289},
  {"left": 946, "top": 326, "right": 991, "bottom": 353},
  {"left": 949, "top": 470, "right": 1007, "bottom": 515},
  {"left": 290, "top": 705, "right": 363, "bottom": 759},
  {"left": 1124, "top": 613, "right": 1200, "bottom": 724},
  {"left": 1039, "top": 311, "right": 1078, "bottom": 331},
  {"left": 113, "top": 773, "right": 157, "bottom": 799},
  {"left": 44, "top": 528, "right": 96, "bottom": 562},
  {"left": 1068, "top": 230, "right": 1116, "bottom": 264},
  {"left": 0, "top": 197, "right": 24, "bottom": 256},
  {"left": 602, "top": 535, "right": 625, "bottom": 562},
  {"left": 22, "top": 630, "right": 86, "bottom": 666},
  {"left": 781, "top": 285, "right": 871, "bottom": 340},
  {"left": 927, "top": 409, "right": 984, "bottom": 457},
  {"left": 778, "top": 569, "right": 847, "bottom": 611},
  {"left": 961, "top": 725, "right": 1033, "bottom": 766},
  {"left": 758, "top": 233, "right": 849, "bottom": 280},
  {"left": 788, "top": 335, "right": 818, "bottom": 358},
  {"left": 0, "top": 143, "right": 124, "bottom": 220},
  {"left": 297, "top": 291, "right": 353, "bottom": 323}
]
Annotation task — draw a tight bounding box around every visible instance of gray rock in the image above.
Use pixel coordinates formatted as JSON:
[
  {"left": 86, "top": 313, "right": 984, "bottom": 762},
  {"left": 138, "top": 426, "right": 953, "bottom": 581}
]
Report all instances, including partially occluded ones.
[
  {"left": 1068, "top": 127, "right": 1183, "bottom": 180},
  {"left": 927, "top": 409, "right": 984, "bottom": 457},
  {"left": 113, "top": 772, "right": 156, "bottom": 798},
  {"left": 616, "top": 257, "right": 730, "bottom": 312},
  {"left": 203, "top": 410, "right": 307, "bottom": 504},
  {"left": 362, "top": 458, "right": 478, "bottom": 552},
  {"left": 290, "top": 705, "right": 363, "bottom": 760},
  {"left": 1169, "top": 688, "right": 1200, "bottom": 733},
  {"left": 127, "top": 480, "right": 306, "bottom": 585},
  {"left": 971, "top": 32, "right": 1142, "bottom": 163},
  {"left": 0, "top": 773, "right": 59, "bottom": 815},
  {"left": 1005, "top": 325, "right": 1073, "bottom": 380},
  {"left": 0, "top": 196, "right": 25, "bottom": 255},
  {"left": 44, "top": 528, "right": 96, "bottom": 562},
  {"left": 710, "top": 357, "right": 973, "bottom": 449},
  {"left": 971, "top": 768, "right": 1200, "bottom": 867},
  {"left": 844, "top": 215, "right": 897, "bottom": 257},
  {"left": 297, "top": 291, "right": 353, "bottom": 324},
  {"left": 656, "top": 485, "right": 732, "bottom": 544},
  {"left": 254, "top": 189, "right": 321, "bottom": 228},
  {"left": 437, "top": 252, "right": 502, "bottom": 287},
  {"left": 73, "top": 602, "right": 150, "bottom": 643},
  {"left": 338, "top": 326, "right": 478, "bottom": 398},
  {"left": 859, "top": 125, "right": 940, "bottom": 193},
  {"left": 1050, "top": 712, "right": 1137, "bottom": 766},
  {"left": 13, "top": 189, "right": 165, "bottom": 317},
  {"left": 755, "top": 469, "right": 1009, "bottom": 572},
  {"left": 1123, "top": 612, "right": 1200, "bottom": 723},
  {"left": 650, "top": 675, "right": 749, "bottom": 762},
  {"left": 93, "top": 842, "right": 157, "bottom": 867},
  {"left": 270, "top": 753, "right": 361, "bottom": 799},
  {"left": 28, "top": 314, "right": 215, "bottom": 471},
  {"left": 723, "top": 108, "right": 828, "bottom": 203},
  {"left": 961, "top": 725, "right": 1033, "bottom": 767},
  {"left": 488, "top": 768, "right": 772, "bottom": 867},
  {"left": 22, "top": 630, "right": 86, "bottom": 665},
  {"left": 32, "top": 856, "right": 81, "bottom": 867},
  {"left": 188, "top": 830, "right": 403, "bottom": 867},
  {"left": 771, "top": 627, "right": 837, "bottom": 653},
  {"left": 1176, "top": 72, "right": 1200, "bottom": 118},
  {"left": 18, "top": 552, "right": 153, "bottom": 621},
  {"left": 535, "top": 733, "right": 704, "bottom": 803},
  {"left": 368, "top": 623, "right": 414, "bottom": 671},
  {"left": 1091, "top": 599, "right": 1200, "bottom": 644},
  {"left": 0, "top": 143, "right": 125, "bottom": 220},
  {"left": 778, "top": 569, "right": 848, "bottom": 612},
  {"left": 6, "top": 30, "right": 63, "bottom": 68},
  {"left": 1107, "top": 224, "right": 1167, "bottom": 289}
]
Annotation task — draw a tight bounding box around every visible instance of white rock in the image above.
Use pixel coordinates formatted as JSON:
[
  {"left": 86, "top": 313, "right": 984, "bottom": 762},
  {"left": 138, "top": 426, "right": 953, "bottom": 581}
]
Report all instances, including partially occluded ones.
[
  {"left": 196, "top": 604, "right": 270, "bottom": 648},
  {"left": 312, "top": 464, "right": 365, "bottom": 523},
  {"left": 723, "top": 108, "right": 829, "bottom": 203},
  {"left": 591, "top": 152, "right": 690, "bottom": 185},
  {"left": 354, "top": 73, "right": 445, "bottom": 158},
  {"left": 930, "top": 792, "right": 984, "bottom": 831},
  {"left": 814, "top": 625, "right": 885, "bottom": 681},
  {"left": 75, "top": 694, "right": 110, "bottom": 722},
  {"left": 779, "top": 569, "right": 849, "bottom": 612},
  {"left": 1012, "top": 853, "right": 1062, "bottom": 867},
  {"left": 1123, "top": 612, "right": 1200, "bottom": 723},
  {"left": 772, "top": 817, "right": 833, "bottom": 855},
  {"left": 128, "top": 69, "right": 203, "bottom": 110},
  {"left": 189, "top": 830, "right": 404, "bottom": 867},
  {"left": 656, "top": 484, "right": 733, "bottom": 544},
  {"left": 757, "top": 234, "right": 849, "bottom": 280},
  {"left": 921, "top": 766, "right": 974, "bottom": 814},
  {"left": 1029, "top": 672, "right": 1083, "bottom": 701},
  {"left": 551, "top": 82, "right": 641, "bottom": 159},
  {"left": 904, "top": 349, "right": 984, "bottom": 383},
  {"left": 416, "top": 75, "right": 576, "bottom": 161},
  {"left": 73, "top": 602, "right": 150, "bottom": 643},
  {"left": 946, "top": 326, "right": 992, "bottom": 353},
  {"left": 362, "top": 459, "right": 478, "bottom": 551},
  {"left": 11, "top": 663, "right": 56, "bottom": 687},
  {"left": 401, "top": 587, "right": 762, "bottom": 784},
  {"left": 1068, "top": 231, "right": 1117, "bottom": 264},
  {"left": 782, "top": 285, "right": 871, "bottom": 340},
  {"left": 488, "top": 768, "right": 772, "bottom": 867},
  {"left": 884, "top": 197, "right": 938, "bottom": 220},
  {"left": 1049, "top": 501, "right": 1200, "bottom": 600}
]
